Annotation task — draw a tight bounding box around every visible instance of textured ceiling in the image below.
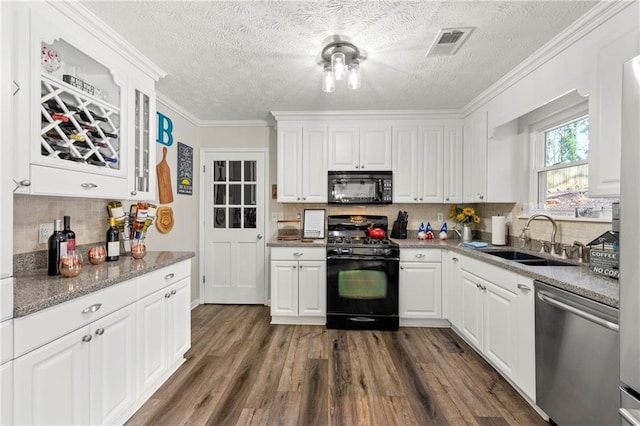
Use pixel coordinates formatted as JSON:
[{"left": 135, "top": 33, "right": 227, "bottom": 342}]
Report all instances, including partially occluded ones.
[{"left": 81, "top": 1, "right": 598, "bottom": 122}]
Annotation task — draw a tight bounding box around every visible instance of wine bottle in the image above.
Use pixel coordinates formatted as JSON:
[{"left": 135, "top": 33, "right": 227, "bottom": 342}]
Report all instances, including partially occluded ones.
[
  {"left": 62, "top": 216, "right": 76, "bottom": 252},
  {"left": 78, "top": 110, "right": 108, "bottom": 123},
  {"left": 106, "top": 216, "right": 120, "bottom": 262},
  {"left": 47, "top": 219, "right": 67, "bottom": 276}
]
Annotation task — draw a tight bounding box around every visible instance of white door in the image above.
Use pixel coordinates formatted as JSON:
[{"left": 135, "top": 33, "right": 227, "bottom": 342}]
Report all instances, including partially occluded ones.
[
  {"left": 399, "top": 262, "right": 442, "bottom": 320},
  {"left": 203, "top": 151, "right": 266, "bottom": 304},
  {"left": 270, "top": 261, "right": 298, "bottom": 316},
  {"left": 298, "top": 261, "right": 326, "bottom": 317},
  {"left": 459, "top": 269, "right": 483, "bottom": 349}
]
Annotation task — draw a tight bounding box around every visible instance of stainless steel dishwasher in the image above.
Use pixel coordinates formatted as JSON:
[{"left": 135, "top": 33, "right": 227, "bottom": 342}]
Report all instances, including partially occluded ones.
[{"left": 535, "top": 280, "right": 620, "bottom": 426}]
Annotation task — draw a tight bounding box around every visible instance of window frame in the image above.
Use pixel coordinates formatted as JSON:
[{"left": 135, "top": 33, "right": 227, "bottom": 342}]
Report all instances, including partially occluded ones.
[{"left": 527, "top": 100, "right": 590, "bottom": 217}]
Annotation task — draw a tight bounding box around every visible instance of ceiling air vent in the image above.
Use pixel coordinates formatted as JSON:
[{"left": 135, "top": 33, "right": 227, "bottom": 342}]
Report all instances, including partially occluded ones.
[{"left": 426, "top": 27, "right": 475, "bottom": 57}]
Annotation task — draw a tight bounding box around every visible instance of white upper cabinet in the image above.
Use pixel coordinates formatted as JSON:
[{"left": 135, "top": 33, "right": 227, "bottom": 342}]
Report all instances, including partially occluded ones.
[
  {"left": 393, "top": 124, "right": 452, "bottom": 203},
  {"left": 328, "top": 123, "right": 391, "bottom": 171},
  {"left": 443, "top": 126, "right": 463, "bottom": 203},
  {"left": 11, "top": 2, "right": 163, "bottom": 200},
  {"left": 463, "top": 110, "right": 488, "bottom": 202},
  {"left": 276, "top": 124, "right": 327, "bottom": 203},
  {"left": 588, "top": 26, "right": 639, "bottom": 197}
]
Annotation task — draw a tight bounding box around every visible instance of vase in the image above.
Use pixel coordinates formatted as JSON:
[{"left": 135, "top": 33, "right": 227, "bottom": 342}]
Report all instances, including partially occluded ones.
[{"left": 461, "top": 223, "right": 473, "bottom": 243}]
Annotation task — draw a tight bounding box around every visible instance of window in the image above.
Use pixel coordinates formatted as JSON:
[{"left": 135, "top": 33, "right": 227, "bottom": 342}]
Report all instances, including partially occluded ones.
[{"left": 529, "top": 99, "right": 616, "bottom": 219}]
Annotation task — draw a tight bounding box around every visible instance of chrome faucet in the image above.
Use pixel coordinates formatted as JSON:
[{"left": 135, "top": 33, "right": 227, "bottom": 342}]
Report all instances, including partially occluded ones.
[
  {"left": 573, "top": 241, "right": 589, "bottom": 263},
  {"left": 520, "top": 214, "right": 558, "bottom": 254}
]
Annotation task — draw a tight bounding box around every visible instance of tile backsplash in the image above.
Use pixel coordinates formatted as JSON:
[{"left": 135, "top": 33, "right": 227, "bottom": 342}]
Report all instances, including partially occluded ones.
[{"left": 13, "top": 194, "right": 109, "bottom": 254}]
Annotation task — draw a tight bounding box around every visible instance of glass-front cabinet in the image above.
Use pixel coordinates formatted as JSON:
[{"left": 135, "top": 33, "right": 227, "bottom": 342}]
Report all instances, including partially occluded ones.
[{"left": 11, "top": 2, "right": 163, "bottom": 199}]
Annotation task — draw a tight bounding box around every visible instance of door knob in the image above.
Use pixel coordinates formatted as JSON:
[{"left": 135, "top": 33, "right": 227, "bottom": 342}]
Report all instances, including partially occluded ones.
[{"left": 257, "top": 234, "right": 263, "bottom": 240}]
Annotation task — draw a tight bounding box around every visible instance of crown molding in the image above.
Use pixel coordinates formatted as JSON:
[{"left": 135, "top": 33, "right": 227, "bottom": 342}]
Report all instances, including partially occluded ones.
[
  {"left": 462, "top": 0, "right": 635, "bottom": 116},
  {"left": 156, "top": 93, "right": 199, "bottom": 126},
  {"left": 48, "top": 1, "right": 166, "bottom": 81},
  {"left": 270, "top": 109, "right": 463, "bottom": 122}
]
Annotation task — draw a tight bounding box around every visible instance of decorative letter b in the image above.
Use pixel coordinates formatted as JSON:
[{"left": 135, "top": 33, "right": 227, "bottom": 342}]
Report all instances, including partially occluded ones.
[{"left": 157, "top": 112, "right": 174, "bottom": 146}]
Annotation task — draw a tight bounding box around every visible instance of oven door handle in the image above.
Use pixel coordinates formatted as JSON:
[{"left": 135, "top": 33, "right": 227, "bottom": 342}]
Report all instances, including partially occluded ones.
[{"left": 327, "top": 255, "right": 399, "bottom": 261}]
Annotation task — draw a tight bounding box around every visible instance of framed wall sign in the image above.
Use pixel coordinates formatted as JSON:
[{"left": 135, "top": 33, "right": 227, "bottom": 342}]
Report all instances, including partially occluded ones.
[{"left": 177, "top": 142, "right": 193, "bottom": 195}]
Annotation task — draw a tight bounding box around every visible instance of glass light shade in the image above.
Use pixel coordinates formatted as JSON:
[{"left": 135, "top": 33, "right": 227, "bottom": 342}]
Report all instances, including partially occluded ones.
[
  {"left": 347, "top": 61, "right": 361, "bottom": 90},
  {"left": 322, "top": 65, "right": 335, "bottom": 93},
  {"left": 332, "top": 51, "right": 346, "bottom": 80}
]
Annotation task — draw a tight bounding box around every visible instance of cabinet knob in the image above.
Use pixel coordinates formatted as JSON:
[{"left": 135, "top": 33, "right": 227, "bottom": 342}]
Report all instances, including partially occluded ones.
[
  {"left": 95, "top": 328, "right": 105, "bottom": 336},
  {"left": 12, "top": 179, "right": 31, "bottom": 192},
  {"left": 131, "top": 191, "right": 137, "bottom": 196},
  {"left": 165, "top": 293, "right": 171, "bottom": 298},
  {"left": 171, "top": 289, "right": 177, "bottom": 295},
  {"left": 478, "top": 194, "right": 484, "bottom": 200},
  {"left": 414, "top": 197, "right": 418, "bottom": 201},
  {"left": 297, "top": 197, "right": 301, "bottom": 201},
  {"left": 419, "top": 198, "right": 423, "bottom": 201},
  {"left": 446, "top": 197, "right": 450, "bottom": 201},
  {"left": 82, "top": 335, "right": 92, "bottom": 343},
  {"left": 292, "top": 265, "right": 297, "bottom": 269},
  {"left": 80, "top": 183, "right": 98, "bottom": 189},
  {"left": 400, "top": 266, "right": 404, "bottom": 270},
  {"left": 355, "top": 165, "right": 360, "bottom": 169},
  {"left": 452, "top": 257, "right": 459, "bottom": 262},
  {"left": 165, "top": 273, "right": 175, "bottom": 280},
  {"left": 257, "top": 234, "right": 263, "bottom": 240},
  {"left": 360, "top": 165, "right": 364, "bottom": 169},
  {"left": 302, "top": 197, "right": 306, "bottom": 201}
]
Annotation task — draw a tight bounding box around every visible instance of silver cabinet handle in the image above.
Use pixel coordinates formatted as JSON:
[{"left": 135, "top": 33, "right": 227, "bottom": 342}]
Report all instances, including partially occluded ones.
[
  {"left": 82, "top": 335, "right": 92, "bottom": 343},
  {"left": 537, "top": 291, "right": 619, "bottom": 332},
  {"left": 619, "top": 408, "right": 640, "bottom": 426},
  {"left": 95, "top": 328, "right": 105, "bottom": 336},
  {"left": 12, "top": 81, "right": 20, "bottom": 96},
  {"left": 400, "top": 266, "right": 404, "bottom": 270},
  {"left": 171, "top": 289, "right": 176, "bottom": 295},
  {"left": 419, "top": 198, "right": 423, "bottom": 201},
  {"left": 257, "top": 234, "right": 263, "bottom": 240},
  {"left": 452, "top": 257, "right": 459, "bottom": 262},
  {"left": 481, "top": 285, "right": 487, "bottom": 291},
  {"left": 82, "top": 303, "right": 102, "bottom": 314},
  {"left": 475, "top": 283, "right": 481, "bottom": 289},
  {"left": 302, "top": 197, "right": 306, "bottom": 201},
  {"left": 445, "top": 197, "right": 450, "bottom": 201},
  {"left": 131, "top": 191, "right": 137, "bottom": 196},
  {"left": 165, "top": 293, "right": 171, "bottom": 298},
  {"left": 293, "top": 252, "right": 302, "bottom": 257},
  {"left": 80, "top": 183, "right": 98, "bottom": 189},
  {"left": 415, "top": 253, "right": 426, "bottom": 258},
  {"left": 292, "top": 265, "right": 297, "bottom": 269},
  {"left": 414, "top": 197, "right": 418, "bottom": 201},
  {"left": 517, "top": 284, "right": 531, "bottom": 291},
  {"left": 165, "top": 273, "right": 175, "bottom": 280},
  {"left": 297, "top": 197, "right": 301, "bottom": 201},
  {"left": 478, "top": 195, "right": 485, "bottom": 200},
  {"left": 13, "top": 179, "right": 31, "bottom": 192}
]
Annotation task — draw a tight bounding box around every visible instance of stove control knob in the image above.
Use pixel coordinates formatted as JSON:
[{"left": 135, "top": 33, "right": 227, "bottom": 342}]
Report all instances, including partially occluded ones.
[{"left": 384, "top": 248, "right": 392, "bottom": 256}]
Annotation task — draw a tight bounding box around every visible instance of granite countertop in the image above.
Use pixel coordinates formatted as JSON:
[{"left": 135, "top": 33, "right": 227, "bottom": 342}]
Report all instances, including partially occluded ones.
[
  {"left": 13, "top": 251, "right": 195, "bottom": 318},
  {"left": 267, "top": 237, "right": 619, "bottom": 308},
  {"left": 268, "top": 238, "right": 327, "bottom": 248}
]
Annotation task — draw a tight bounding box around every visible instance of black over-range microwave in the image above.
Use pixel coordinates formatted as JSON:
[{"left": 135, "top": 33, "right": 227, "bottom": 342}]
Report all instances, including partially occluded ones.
[{"left": 328, "top": 171, "right": 392, "bottom": 204}]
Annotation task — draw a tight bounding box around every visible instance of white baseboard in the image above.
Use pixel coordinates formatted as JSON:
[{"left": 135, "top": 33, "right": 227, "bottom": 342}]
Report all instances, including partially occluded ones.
[{"left": 190, "top": 299, "right": 200, "bottom": 310}]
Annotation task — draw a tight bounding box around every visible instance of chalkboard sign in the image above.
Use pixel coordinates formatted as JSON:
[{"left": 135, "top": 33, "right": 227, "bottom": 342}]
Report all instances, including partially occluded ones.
[{"left": 177, "top": 142, "right": 193, "bottom": 195}]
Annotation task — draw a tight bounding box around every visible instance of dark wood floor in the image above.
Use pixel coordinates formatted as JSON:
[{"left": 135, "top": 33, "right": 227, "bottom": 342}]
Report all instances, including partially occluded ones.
[{"left": 126, "top": 305, "right": 546, "bottom": 426}]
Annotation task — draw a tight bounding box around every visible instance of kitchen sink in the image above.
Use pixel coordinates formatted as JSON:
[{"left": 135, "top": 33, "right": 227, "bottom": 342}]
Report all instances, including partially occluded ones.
[{"left": 481, "top": 250, "right": 578, "bottom": 267}]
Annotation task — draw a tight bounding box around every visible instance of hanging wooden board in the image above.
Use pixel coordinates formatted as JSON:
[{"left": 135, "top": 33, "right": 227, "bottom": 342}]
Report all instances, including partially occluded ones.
[{"left": 157, "top": 146, "right": 174, "bottom": 204}]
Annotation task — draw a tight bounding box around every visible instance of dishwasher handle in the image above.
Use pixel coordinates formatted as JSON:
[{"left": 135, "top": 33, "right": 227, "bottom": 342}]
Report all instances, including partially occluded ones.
[
  {"left": 537, "top": 290, "right": 619, "bottom": 332},
  {"left": 620, "top": 408, "right": 640, "bottom": 426}
]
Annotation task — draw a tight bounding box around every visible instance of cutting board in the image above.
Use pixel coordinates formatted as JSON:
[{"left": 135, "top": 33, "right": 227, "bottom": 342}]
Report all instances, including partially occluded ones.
[{"left": 157, "top": 146, "right": 174, "bottom": 204}]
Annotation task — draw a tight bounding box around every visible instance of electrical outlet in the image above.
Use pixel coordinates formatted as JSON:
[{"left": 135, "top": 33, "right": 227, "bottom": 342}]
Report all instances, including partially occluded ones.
[
  {"left": 278, "top": 212, "right": 284, "bottom": 220},
  {"left": 39, "top": 223, "right": 53, "bottom": 244},
  {"left": 270, "top": 213, "right": 279, "bottom": 222},
  {"left": 437, "top": 213, "right": 444, "bottom": 222}
]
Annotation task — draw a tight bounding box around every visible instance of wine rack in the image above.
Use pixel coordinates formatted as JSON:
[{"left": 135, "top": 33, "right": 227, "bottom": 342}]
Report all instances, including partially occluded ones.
[{"left": 40, "top": 73, "right": 121, "bottom": 170}]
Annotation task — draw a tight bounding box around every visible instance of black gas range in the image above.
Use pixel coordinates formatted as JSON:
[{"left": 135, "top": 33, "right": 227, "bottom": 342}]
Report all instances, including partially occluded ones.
[{"left": 325, "top": 215, "right": 400, "bottom": 331}]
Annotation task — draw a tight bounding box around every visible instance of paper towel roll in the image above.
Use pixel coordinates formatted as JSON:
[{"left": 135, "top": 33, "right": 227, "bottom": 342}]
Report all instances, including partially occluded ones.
[{"left": 492, "top": 216, "right": 507, "bottom": 246}]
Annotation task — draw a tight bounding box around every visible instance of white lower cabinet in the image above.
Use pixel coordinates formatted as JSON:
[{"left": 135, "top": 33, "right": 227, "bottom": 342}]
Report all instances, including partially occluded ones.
[
  {"left": 14, "top": 304, "right": 137, "bottom": 425},
  {"left": 13, "top": 259, "right": 192, "bottom": 425},
  {"left": 454, "top": 255, "right": 536, "bottom": 401},
  {"left": 1, "top": 361, "right": 12, "bottom": 425},
  {"left": 137, "top": 276, "right": 191, "bottom": 398},
  {"left": 399, "top": 249, "right": 443, "bottom": 326},
  {"left": 270, "top": 247, "right": 326, "bottom": 324}
]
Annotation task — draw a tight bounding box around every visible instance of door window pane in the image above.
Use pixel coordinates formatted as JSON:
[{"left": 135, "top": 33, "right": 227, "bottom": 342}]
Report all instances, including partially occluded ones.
[
  {"left": 229, "top": 161, "right": 242, "bottom": 182},
  {"left": 230, "top": 207, "right": 242, "bottom": 228},
  {"left": 244, "top": 161, "right": 256, "bottom": 182},
  {"left": 229, "top": 184, "right": 242, "bottom": 205},
  {"left": 244, "top": 208, "right": 256, "bottom": 228},
  {"left": 214, "top": 185, "right": 226, "bottom": 205},
  {"left": 244, "top": 184, "right": 256, "bottom": 205},
  {"left": 214, "top": 208, "right": 226, "bottom": 228},
  {"left": 214, "top": 161, "right": 226, "bottom": 182}
]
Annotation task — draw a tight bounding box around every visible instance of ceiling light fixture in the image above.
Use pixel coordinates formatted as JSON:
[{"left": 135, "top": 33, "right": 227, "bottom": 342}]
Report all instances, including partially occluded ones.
[{"left": 321, "top": 40, "right": 361, "bottom": 93}]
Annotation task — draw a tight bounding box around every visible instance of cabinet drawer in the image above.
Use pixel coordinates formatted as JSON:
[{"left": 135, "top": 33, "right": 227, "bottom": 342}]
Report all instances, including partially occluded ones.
[
  {"left": 31, "top": 165, "right": 128, "bottom": 199},
  {"left": 0, "top": 320, "right": 13, "bottom": 364},
  {"left": 137, "top": 260, "right": 191, "bottom": 298},
  {"left": 400, "top": 249, "right": 441, "bottom": 263},
  {"left": 271, "top": 247, "right": 326, "bottom": 261},
  {"left": 14, "top": 279, "right": 137, "bottom": 357}
]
